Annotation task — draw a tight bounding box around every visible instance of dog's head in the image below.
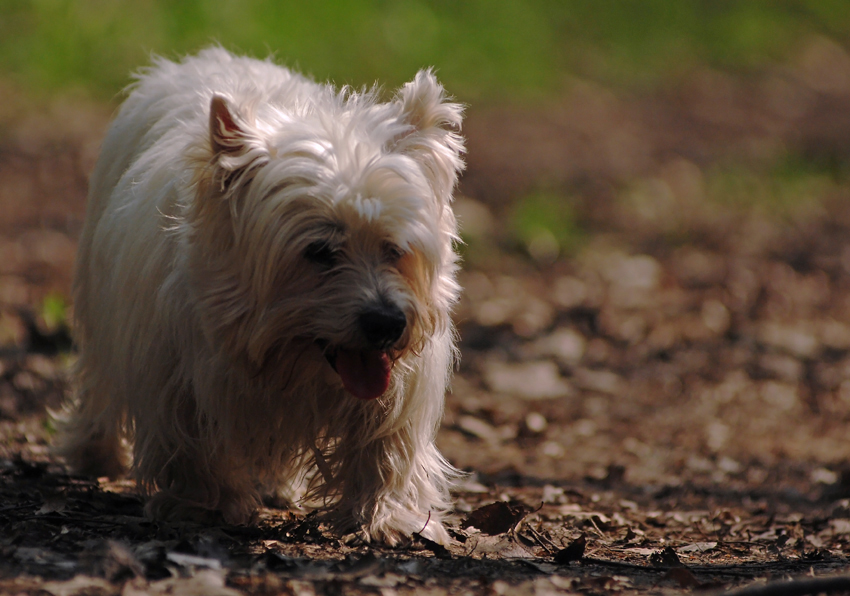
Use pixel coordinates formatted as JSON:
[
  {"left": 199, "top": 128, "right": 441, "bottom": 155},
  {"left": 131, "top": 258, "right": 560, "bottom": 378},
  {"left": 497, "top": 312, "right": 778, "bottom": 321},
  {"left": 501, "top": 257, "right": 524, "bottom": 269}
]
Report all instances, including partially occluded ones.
[{"left": 187, "top": 71, "right": 464, "bottom": 400}]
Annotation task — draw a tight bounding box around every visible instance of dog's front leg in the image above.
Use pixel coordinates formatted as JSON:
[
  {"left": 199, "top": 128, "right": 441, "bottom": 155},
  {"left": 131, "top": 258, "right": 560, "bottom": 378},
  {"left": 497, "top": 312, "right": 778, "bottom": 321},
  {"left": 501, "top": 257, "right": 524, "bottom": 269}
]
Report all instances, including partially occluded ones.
[
  {"left": 134, "top": 390, "right": 261, "bottom": 525},
  {"left": 333, "top": 427, "right": 453, "bottom": 546}
]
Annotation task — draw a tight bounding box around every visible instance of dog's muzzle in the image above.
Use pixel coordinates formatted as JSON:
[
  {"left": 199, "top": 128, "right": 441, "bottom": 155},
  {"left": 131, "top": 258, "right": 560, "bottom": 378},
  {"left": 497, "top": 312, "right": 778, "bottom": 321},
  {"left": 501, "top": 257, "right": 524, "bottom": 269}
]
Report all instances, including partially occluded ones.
[
  {"left": 322, "top": 303, "right": 406, "bottom": 401},
  {"left": 359, "top": 303, "right": 406, "bottom": 350}
]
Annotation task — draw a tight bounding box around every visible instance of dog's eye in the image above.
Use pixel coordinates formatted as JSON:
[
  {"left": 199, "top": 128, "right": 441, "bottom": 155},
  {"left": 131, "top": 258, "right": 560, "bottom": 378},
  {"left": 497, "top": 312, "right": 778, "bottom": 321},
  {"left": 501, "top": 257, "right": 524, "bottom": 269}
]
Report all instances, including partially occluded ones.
[
  {"left": 305, "top": 241, "right": 338, "bottom": 267},
  {"left": 383, "top": 243, "right": 404, "bottom": 263}
]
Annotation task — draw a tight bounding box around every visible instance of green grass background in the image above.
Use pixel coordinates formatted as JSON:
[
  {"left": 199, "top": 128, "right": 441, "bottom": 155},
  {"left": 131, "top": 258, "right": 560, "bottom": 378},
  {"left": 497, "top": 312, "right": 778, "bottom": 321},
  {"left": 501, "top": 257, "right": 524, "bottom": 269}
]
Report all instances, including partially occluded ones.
[
  {"left": 3, "top": 1, "right": 850, "bottom": 265},
  {"left": 2, "top": 0, "right": 850, "bottom": 102}
]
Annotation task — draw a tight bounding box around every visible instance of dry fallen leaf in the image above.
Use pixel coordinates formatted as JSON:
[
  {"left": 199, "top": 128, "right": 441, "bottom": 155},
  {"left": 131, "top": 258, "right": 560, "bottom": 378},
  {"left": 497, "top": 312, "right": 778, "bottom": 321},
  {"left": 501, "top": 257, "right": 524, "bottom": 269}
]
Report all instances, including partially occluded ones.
[
  {"left": 650, "top": 546, "right": 684, "bottom": 568},
  {"left": 676, "top": 541, "right": 717, "bottom": 554},
  {"left": 553, "top": 534, "right": 586, "bottom": 564},
  {"left": 462, "top": 501, "right": 530, "bottom": 535}
]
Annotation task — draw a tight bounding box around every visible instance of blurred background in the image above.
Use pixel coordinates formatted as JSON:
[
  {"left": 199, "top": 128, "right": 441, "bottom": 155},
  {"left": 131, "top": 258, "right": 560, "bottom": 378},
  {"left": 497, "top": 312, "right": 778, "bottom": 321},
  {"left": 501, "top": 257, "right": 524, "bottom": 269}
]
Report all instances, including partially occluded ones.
[{"left": 3, "top": 1, "right": 850, "bottom": 496}]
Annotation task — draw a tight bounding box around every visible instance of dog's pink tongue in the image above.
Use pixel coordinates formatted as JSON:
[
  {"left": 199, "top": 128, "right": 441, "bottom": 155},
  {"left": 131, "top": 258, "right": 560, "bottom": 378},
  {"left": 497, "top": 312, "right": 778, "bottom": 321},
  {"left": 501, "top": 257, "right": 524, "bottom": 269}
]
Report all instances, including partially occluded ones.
[{"left": 335, "top": 350, "right": 391, "bottom": 400}]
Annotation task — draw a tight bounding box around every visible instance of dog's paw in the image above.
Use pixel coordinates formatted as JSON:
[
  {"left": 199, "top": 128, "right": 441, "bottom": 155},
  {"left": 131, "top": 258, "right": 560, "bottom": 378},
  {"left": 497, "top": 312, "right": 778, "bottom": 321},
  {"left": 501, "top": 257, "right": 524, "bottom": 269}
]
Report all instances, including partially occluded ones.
[
  {"left": 145, "top": 490, "right": 258, "bottom": 526},
  {"left": 340, "top": 530, "right": 369, "bottom": 546},
  {"left": 415, "top": 517, "right": 451, "bottom": 546},
  {"left": 330, "top": 513, "right": 409, "bottom": 546},
  {"left": 361, "top": 512, "right": 450, "bottom": 547}
]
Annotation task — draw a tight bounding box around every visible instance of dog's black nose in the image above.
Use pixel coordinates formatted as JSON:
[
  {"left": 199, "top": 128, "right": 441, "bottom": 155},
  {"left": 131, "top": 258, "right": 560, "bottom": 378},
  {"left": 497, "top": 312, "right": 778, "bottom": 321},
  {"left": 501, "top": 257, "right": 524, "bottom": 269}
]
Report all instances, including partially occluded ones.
[{"left": 359, "top": 304, "right": 407, "bottom": 349}]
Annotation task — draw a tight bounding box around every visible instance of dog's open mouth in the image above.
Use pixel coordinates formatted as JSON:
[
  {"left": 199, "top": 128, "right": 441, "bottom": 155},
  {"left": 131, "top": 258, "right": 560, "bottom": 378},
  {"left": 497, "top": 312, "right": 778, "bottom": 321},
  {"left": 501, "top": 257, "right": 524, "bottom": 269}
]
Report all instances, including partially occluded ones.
[{"left": 324, "top": 347, "right": 392, "bottom": 400}]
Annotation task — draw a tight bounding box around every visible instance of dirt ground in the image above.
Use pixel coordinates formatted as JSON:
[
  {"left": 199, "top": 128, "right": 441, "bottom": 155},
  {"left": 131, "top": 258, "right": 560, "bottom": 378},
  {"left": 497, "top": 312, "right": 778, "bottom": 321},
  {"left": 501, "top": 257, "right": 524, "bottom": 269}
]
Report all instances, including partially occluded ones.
[{"left": 3, "top": 38, "right": 850, "bottom": 595}]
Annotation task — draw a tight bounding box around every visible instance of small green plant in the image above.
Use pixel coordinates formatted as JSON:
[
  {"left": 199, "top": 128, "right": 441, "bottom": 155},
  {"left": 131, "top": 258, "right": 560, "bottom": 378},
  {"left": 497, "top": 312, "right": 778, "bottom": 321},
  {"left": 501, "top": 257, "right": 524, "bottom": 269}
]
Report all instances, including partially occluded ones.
[
  {"left": 40, "top": 292, "right": 69, "bottom": 334},
  {"left": 42, "top": 415, "right": 57, "bottom": 436}
]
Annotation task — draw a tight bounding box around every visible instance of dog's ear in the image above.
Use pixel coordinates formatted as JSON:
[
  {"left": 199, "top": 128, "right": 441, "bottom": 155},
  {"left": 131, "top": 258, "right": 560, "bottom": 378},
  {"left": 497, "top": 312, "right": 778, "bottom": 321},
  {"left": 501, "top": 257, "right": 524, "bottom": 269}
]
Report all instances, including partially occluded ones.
[
  {"left": 210, "top": 94, "right": 251, "bottom": 156},
  {"left": 394, "top": 70, "right": 465, "bottom": 202},
  {"left": 396, "top": 69, "right": 463, "bottom": 135},
  {"left": 207, "top": 95, "right": 270, "bottom": 188}
]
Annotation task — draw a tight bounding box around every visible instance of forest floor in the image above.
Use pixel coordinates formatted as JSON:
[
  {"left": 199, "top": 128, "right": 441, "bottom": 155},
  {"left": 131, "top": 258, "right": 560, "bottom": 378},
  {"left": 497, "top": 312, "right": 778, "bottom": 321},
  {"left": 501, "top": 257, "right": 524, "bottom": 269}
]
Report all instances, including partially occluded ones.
[{"left": 3, "top": 38, "right": 850, "bottom": 595}]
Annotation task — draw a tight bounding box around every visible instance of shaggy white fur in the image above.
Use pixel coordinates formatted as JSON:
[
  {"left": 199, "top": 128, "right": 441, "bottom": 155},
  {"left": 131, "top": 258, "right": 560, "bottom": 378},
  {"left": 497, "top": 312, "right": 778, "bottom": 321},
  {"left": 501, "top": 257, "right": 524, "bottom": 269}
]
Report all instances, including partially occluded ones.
[{"left": 55, "top": 47, "right": 465, "bottom": 544}]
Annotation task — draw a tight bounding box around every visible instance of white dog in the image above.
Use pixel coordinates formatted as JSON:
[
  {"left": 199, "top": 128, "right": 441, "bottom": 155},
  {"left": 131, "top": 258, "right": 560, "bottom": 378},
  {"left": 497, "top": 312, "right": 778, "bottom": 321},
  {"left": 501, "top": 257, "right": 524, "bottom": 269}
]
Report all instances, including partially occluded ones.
[{"left": 55, "top": 47, "right": 465, "bottom": 545}]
